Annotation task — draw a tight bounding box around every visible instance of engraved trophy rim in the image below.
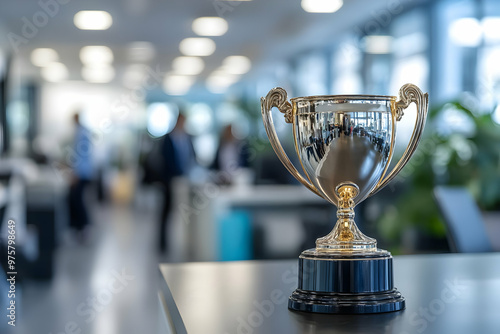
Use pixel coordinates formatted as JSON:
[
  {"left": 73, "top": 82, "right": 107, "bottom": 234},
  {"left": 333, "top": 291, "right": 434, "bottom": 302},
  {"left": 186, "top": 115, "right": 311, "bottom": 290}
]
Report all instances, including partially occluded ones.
[{"left": 291, "top": 94, "right": 397, "bottom": 103}]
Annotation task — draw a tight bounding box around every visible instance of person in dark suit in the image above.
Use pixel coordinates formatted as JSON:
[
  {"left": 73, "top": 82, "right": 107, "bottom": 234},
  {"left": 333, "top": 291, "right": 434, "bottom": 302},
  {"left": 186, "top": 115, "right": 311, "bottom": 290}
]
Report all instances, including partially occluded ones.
[
  {"left": 210, "top": 124, "right": 249, "bottom": 184},
  {"left": 157, "top": 113, "right": 195, "bottom": 252}
]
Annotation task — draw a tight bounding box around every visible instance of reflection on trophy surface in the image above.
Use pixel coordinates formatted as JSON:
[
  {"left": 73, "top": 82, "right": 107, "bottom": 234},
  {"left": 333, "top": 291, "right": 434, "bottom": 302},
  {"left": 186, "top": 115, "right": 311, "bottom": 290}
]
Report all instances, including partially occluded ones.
[
  {"left": 261, "top": 83, "right": 428, "bottom": 314},
  {"left": 295, "top": 99, "right": 395, "bottom": 251}
]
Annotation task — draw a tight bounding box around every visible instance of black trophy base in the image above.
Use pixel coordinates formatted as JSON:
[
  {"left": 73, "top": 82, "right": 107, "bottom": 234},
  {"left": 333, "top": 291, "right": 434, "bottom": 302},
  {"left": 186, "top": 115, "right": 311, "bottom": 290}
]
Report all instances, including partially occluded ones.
[
  {"left": 288, "top": 249, "right": 405, "bottom": 314},
  {"left": 289, "top": 288, "right": 405, "bottom": 314}
]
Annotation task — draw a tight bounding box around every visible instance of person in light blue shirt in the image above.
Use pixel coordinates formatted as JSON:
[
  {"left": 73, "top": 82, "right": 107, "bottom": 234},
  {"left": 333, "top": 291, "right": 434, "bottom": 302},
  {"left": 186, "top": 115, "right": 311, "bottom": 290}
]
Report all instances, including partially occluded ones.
[
  {"left": 72, "top": 114, "right": 93, "bottom": 180},
  {"left": 69, "top": 112, "right": 94, "bottom": 234}
]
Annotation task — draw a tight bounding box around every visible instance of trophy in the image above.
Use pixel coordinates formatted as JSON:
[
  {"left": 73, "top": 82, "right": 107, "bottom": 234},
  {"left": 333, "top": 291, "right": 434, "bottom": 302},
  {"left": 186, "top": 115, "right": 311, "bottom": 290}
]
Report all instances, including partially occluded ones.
[{"left": 261, "top": 83, "right": 428, "bottom": 314}]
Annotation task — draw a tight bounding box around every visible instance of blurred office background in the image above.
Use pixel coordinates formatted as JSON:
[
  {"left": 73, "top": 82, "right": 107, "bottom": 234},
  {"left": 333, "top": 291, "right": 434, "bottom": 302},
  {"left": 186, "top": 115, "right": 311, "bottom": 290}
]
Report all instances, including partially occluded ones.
[{"left": 0, "top": 0, "right": 499, "bottom": 333}]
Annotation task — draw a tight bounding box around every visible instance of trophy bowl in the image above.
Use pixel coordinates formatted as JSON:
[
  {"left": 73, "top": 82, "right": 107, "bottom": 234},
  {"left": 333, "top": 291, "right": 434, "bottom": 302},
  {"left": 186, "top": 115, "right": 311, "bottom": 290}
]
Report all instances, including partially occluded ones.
[{"left": 261, "top": 84, "right": 428, "bottom": 314}]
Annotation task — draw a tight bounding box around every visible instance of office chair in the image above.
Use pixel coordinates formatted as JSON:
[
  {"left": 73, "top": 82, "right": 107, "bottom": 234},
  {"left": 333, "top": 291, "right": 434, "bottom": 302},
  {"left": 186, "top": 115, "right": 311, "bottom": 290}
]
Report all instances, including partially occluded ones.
[{"left": 434, "top": 186, "right": 492, "bottom": 253}]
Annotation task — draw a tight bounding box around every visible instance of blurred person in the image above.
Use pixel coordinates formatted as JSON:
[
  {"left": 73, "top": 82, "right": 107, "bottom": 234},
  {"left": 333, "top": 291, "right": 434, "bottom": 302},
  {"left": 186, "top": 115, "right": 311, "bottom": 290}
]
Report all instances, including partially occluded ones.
[
  {"left": 69, "top": 112, "right": 94, "bottom": 238},
  {"left": 211, "top": 124, "right": 249, "bottom": 184},
  {"left": 156, "top": 113, "right": 196, "bottom": 252}
]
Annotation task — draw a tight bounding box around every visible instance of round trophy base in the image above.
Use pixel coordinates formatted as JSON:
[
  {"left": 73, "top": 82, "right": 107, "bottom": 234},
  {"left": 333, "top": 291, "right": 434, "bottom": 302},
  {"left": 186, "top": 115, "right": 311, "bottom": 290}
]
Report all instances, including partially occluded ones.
[
  {"left": 288, "top": 249, "right": 405, "bottom": 314},
  {"left": 289, "top": 288, "right": 405, "bottom": 314}
]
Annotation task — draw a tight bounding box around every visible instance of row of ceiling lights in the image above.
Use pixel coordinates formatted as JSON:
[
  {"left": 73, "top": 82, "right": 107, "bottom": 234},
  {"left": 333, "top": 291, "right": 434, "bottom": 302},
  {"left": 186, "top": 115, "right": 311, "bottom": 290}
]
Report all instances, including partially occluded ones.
[
  {"left": 31, "top": 45, "right": 117, "bottom": 83},
  {"left": 32, "top": 10, "right": 117, "bottom": 83},
  {"left": 164, "top": 16, "right": 251, "bottom": 95},
  {"left": 32, "top": 1, "right": 344, "bottom": 92},
  {"left": 31, "top": 10, "right": 252, "bottom": 94},
  {"left": 164, "top": 0, "right": 347, "bottom": 94},
  {"left": 33, "top": 41, "right": 158, "bottom": 84}
]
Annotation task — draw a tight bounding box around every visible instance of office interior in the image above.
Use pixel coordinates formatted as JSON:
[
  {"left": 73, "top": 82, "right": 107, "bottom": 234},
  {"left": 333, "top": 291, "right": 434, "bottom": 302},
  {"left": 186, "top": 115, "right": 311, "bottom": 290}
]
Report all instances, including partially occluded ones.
[{"left": 0, "top": 0, "right": 499, "bottom": 333}]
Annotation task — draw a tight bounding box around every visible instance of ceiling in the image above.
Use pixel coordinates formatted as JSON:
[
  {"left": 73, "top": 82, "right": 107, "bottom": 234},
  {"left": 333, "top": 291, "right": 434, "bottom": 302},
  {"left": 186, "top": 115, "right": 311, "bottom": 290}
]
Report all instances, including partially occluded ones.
[{"left": 0, "top": 0, "right": 415, "bottom": 96}]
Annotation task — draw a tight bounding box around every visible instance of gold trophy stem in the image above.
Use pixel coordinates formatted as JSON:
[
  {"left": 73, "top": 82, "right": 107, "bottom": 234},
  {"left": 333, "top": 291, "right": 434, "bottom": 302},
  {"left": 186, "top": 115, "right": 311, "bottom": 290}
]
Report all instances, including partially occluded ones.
[
  {"left": 316, "top": 183, "right": 377, "bottom": 252},
  {"left": 337, "top": 186, "right": 357, "bottom": 241}
]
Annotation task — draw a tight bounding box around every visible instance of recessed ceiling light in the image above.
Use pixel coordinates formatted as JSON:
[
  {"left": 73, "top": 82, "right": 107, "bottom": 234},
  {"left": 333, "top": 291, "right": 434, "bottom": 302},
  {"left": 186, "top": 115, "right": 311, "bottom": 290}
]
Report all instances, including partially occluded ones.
[
  {"left": 41, "top": 62, "right": 68, "bottom": 82},
  {"left": 31, "top": 48, "right": 59, "bottom": 67},
  {"left": 192, "top": 17, "right": 228, "bottom": 36},
  {"left": 179, "top": 38, "right": 216, "bottom": 56},
  {"left": 74, "top": 11, "right": 113, "bottom": 30},
  {"left": 206, "top": 71, "right": 239, "bottom": 94},
  {"left": 80, "top": 46, "right": 114, "bottom": 65},
  {"left": 221, "top": 55, "right": 251, "bottom": 75},
  {"left": 301, "top": 0, "right": 343, "bottom": 13},
  {"left": 163, "top": 74, "right": 194, "bottom": 95},
  {"left": 362, "top": 35, "right": 393, "bottom": 54},
  {"left": 123, "top": 64, "right": 148, "bottom": 88},
  {"left": 81, "top": 64, "right": 115, "bottom": 83},
  {"left": 127, "top": 42, "right": 156, "bottom": 62},
  {"left": 172, "top": 57, "right": 205, "bottom": 75}
]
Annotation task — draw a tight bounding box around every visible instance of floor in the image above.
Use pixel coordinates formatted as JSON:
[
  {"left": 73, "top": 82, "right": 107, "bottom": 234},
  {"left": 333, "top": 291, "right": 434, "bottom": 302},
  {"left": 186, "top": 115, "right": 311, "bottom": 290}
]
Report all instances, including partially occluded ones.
[{"left": 16, "top": 197, "right": 173, "bottom": 334}]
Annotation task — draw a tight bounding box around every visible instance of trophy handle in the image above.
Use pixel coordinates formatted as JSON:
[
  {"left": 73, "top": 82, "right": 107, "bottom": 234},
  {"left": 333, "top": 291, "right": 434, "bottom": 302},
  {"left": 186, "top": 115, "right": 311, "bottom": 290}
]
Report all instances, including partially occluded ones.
[
  {"left": 261, "top": 88, "right": 323, "bottom": 197},
  {"left": 370, "top": 83, "right": 429, "bottom": 196}
]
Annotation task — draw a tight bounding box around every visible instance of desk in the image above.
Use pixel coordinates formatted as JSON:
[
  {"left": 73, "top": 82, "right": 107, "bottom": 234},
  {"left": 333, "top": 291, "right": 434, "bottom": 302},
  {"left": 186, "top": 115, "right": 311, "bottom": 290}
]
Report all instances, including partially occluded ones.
[
  {"left": 188, "top": 185, "right": 328, "bottom": 261},
  {"left": 159, "top": 253, "right": 500, "bottom": 334}
]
